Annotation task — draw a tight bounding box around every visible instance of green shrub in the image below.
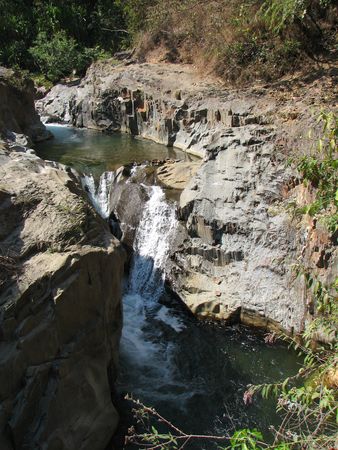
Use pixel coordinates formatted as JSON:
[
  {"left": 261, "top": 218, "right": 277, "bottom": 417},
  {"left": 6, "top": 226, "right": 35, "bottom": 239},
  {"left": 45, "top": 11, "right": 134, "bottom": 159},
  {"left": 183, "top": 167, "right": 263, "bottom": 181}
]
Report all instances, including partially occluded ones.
[
  {"left": 30, "top": 73, "right": 54, "bottom": 91},
  {"left": 261, "top": 0, "right": 335, "bottom": 32},
  {"left": 29, "top": 31, "right": 104, "bottom": 82},
  {"left": 295, "top": 111, "right": 338, "bottom": 232}
]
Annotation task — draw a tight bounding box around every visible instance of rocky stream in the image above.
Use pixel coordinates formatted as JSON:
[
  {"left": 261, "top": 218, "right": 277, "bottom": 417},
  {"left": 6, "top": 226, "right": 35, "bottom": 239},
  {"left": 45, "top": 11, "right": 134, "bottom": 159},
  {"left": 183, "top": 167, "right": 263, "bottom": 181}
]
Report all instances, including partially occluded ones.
[{"left": 0, "top": 62, "right": 336, "bottom": 449}]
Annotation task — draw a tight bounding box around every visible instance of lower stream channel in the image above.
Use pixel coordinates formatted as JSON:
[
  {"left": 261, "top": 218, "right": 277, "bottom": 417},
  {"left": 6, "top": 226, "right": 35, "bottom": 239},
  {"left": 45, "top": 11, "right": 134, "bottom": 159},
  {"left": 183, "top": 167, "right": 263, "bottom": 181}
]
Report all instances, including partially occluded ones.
[{"left": 36, "top": 125, "right": 300, "bottom": 449}]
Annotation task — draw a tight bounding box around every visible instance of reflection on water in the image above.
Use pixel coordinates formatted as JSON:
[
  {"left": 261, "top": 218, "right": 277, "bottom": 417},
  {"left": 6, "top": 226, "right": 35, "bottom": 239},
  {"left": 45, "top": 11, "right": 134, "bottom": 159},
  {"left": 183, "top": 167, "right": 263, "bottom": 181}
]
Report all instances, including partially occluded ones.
[{"left": 35, "top": 125, "right": 197, "bottom": 178}]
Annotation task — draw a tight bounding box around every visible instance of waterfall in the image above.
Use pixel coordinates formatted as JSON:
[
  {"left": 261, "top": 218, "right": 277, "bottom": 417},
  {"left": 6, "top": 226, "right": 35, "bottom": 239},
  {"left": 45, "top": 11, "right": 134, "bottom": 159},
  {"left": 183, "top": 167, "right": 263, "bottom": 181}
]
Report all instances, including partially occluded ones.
[
  {"left": 82, "top": 171, "right": 114, "bottom": 219},
  {"left": 120, "top": 185, "right": 186, "bottom": 403},
  {"left": 82, "top": 175, "right": 178, "bottom": 301},
  {"left": 128, "top": 185, "right": 177, "bottom": 301}
]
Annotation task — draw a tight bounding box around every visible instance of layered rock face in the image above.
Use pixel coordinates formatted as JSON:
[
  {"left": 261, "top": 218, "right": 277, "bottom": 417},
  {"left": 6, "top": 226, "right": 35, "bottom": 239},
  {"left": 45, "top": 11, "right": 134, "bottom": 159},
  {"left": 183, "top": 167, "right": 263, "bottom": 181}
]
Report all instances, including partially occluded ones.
[
  {"left": 37, "top": 61, "right": 232, "bottom": 156},
  {"left": 170, "top": 131, "right": 302, "bottom": 331},
  {"left": 38, "top": 61, "right": 336, "bottom": 334},
  {"left": 0, "top": 144, "right": 125, "bottom": 449},
  {"left": 0, "top": 67, "right": 51, "bottom": 144}
]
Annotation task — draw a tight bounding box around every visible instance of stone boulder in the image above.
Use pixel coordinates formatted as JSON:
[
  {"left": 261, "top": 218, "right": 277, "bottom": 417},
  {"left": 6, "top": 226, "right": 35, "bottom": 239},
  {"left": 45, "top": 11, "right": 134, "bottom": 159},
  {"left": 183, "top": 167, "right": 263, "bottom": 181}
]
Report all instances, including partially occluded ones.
[
  {"left": 0, "top": 144, "right": 125, "bottom": 450},
  {"left": 106, "top": 166, "right": 151, "bottom": 250}
]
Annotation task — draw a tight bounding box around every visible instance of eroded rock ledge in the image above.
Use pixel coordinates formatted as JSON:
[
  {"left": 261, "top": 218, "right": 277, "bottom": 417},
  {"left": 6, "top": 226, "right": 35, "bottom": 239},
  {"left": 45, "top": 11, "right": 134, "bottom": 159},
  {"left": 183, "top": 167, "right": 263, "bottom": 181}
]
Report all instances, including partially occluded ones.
[
  {"left": 37, "top": 60, "right": 336, "bottom": 335},
  {"left": 0, "top": 142, "right": 125, "bottom": 450}
]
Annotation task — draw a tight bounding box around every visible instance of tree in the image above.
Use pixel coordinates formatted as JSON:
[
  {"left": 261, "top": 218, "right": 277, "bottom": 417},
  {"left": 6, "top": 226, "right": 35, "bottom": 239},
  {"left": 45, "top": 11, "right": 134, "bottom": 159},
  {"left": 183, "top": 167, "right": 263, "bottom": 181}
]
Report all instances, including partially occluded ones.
[
  {"left": 29, "top": 31, "right": 88, "bottom": 81},
  {"left": 0, "top": 0, "right": 127, "bottom": 78}
]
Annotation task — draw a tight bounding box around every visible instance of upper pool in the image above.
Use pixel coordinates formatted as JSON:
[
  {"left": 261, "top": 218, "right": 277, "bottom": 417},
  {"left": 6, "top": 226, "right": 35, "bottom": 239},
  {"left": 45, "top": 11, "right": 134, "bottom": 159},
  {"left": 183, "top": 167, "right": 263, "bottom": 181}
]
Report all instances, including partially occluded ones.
[{"left": 35, "top": 125, "right": 197, "bottom": 178}]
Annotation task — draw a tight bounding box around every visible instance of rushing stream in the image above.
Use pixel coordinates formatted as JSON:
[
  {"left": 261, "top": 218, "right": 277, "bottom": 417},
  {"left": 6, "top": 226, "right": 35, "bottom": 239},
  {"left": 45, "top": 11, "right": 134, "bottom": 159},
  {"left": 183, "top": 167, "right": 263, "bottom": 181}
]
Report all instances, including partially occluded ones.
[{"left": 36, "top": 126, "right": 300, "bottom": 449}]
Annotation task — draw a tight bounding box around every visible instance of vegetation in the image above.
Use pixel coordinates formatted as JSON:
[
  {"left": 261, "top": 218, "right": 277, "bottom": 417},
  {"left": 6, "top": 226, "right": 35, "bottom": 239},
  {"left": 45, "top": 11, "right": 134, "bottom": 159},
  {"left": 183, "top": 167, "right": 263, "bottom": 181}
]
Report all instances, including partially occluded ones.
[
  {"left": 260, "top": 0, "right": 334, "bottom": 32},
  {"left": 131, "top": 0, "right": 337, "bottom": 83},
  {"left": 294, "top": 111, "right": 338, "bottom": 233},
  {"left": 29, "top": 31, "right": 107, "bottom": 82},
  {"left": 0, "top": 0, "right": 336, "bottom": 84},
  {"left": 0, "top": 0, "right": 126, "bottom": 81},
  {"left": 125, "top": 394, "right": 270, "bottom": 449}
]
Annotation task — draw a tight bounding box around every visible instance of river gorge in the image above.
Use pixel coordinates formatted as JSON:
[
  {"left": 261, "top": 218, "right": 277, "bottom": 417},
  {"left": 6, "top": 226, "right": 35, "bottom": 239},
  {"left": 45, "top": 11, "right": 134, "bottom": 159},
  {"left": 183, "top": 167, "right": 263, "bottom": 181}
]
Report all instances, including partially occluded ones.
[
  {"left": 0, "top": 61, "right": 336, "bottom": 450},
  {"left": 36, "top": 125, "right": 300, "bottom": 449}
]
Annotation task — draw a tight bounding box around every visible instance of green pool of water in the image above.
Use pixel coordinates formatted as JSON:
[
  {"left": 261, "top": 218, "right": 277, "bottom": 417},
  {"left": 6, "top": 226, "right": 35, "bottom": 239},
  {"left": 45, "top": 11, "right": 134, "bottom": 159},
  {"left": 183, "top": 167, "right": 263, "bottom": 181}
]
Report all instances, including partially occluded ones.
[{"left": 35, "top": 125, "right": 197, "bottom": 178}]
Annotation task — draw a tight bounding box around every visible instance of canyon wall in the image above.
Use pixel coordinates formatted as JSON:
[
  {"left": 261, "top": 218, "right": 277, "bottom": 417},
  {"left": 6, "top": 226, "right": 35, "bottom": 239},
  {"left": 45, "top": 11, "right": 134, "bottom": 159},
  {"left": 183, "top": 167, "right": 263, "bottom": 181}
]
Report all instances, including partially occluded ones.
[
  {"left": 0, "top": 72, "right": 126, "bottom": 449},
  {"left": 38, "top": 60, "right": 337, "bottom": 334},
  {"left": 0, "top": 146, "right": 125, "bottom": 450}
]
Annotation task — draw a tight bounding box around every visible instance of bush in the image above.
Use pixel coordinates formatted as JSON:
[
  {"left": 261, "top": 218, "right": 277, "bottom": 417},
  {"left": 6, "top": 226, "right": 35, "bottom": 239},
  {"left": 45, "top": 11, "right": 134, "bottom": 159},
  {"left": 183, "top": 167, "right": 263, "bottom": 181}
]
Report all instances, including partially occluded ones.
[
  {"left": 261, "top": 0, "right": 335, "bottom": 32},
  {"left": 295, "top": 111, "right": 338, "bottom": 233},
  {"left": 29, "top": 31, "right": 103, "bottom": 82},
  {"left": 127, "top": 0, "right": 336, "bottom": 84}
]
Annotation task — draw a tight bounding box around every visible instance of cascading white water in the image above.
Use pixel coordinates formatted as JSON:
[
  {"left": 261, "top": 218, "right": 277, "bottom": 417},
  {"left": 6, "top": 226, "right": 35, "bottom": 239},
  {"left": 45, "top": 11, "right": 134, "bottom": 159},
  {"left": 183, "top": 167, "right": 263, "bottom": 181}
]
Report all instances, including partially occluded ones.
[
  {"left": 82, "top": 171, "right": 114, "bottom": 219},
  {"left": 120, "top": 185, "right": 187, "bottom": 403},
  {"left": 128, "top": 185, "right": 177, "bottom": 301},
  {"left": 36, "top": 125, "right": 299, "bottom": 442}
]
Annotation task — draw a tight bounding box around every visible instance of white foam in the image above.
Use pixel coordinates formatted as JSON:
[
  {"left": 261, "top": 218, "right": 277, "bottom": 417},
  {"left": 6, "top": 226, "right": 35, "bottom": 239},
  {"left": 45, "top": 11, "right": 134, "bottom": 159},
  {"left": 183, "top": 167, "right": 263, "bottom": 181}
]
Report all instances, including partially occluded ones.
[
  {"left": 44, "top": 122, "right": 71, "bottom": 127},
  {"left": 82, "top": 171, "right": 114, "bottom": 219},
  {"left": 120, "top": 186, "right": 191, "bottom": 403},
  {"left": 155, "top": 306, "right": 185, "bottom": 333},
  {"left": 128, "top": 186, "right": 177, "bottom": 301}
]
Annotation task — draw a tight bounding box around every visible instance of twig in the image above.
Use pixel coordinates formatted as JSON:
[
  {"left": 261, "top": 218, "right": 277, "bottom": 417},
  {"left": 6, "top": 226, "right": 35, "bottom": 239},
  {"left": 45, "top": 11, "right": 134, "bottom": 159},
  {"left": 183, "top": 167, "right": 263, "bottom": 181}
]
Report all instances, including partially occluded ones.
[
  {"left": 178, "top": 435, "right": 192, "bottom": 450},
  {"left": 126, "top": 395, "right": 230, "bottom": 449},
  {"left": 101, "top": 27, "right": 130, "bottom": 34}
]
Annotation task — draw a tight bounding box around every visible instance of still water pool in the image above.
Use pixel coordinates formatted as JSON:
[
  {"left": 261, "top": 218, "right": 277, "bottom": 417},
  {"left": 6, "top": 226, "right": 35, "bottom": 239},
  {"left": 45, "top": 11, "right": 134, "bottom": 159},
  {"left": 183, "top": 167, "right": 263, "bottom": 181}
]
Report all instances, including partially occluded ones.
[{"left": 36, "top": 125, "right": 196, "bottom": 178}]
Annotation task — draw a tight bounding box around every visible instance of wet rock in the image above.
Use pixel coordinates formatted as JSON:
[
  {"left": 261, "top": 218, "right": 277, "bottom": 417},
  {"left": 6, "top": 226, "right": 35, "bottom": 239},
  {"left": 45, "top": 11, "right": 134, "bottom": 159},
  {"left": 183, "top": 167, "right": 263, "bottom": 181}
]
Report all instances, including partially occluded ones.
[
  {"left": 109, "top": 180, "right": 149, "bottom": 249},
  {"left": 95, "top": 164, "right": 152, "bottom": 251}
]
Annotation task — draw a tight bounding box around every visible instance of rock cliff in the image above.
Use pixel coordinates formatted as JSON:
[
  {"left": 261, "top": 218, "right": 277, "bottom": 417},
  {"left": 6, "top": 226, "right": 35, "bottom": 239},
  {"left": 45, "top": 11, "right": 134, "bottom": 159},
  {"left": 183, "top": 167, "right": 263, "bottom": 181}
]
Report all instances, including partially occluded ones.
[
  {"left": 0, "top": 141, "right": 125, "bottom": 449},
  {"left": 0, "top": 67, "right": 51, "bottom": 144},
  {"left": 37, "top": 60, "right": 337, "bottom": 334}
]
